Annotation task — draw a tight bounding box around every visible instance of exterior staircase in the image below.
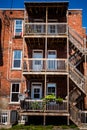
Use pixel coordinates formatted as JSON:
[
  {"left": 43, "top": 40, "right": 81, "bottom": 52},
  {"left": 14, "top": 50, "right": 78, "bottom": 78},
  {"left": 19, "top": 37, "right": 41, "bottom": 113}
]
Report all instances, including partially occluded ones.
[
  {"left": 69, "top": 46, "right": 84, "bottom": 67},
  {"left": 69, "top": 27, "right": 84, "bottom": 53},
  {"left": 68, "top": 27, "right": 87, "bottom": 129},
  {"left": 69, "top": 62, "right": 85, "bottom": 94}
]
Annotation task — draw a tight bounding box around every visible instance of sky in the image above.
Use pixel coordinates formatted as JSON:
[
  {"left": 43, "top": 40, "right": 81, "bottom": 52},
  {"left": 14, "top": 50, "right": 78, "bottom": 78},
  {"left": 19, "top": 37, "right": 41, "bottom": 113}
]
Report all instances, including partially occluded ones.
[{"left": 0, "top": 0, "right": 87, "bottom": 33}]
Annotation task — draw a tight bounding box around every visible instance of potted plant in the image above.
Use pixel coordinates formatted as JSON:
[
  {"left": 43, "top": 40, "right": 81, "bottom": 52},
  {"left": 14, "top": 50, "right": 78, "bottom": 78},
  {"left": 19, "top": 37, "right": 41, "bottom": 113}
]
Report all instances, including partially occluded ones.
[
  {"left": 44, "top": 94, "right": 56, "bottom": 103},
  {"left": 56, "top": 97, "right": 63, "bottom": 104}
]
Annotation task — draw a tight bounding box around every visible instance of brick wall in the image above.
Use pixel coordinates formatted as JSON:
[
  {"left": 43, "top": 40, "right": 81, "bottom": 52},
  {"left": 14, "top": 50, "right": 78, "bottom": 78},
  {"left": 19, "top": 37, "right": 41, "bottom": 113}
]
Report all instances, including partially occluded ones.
[
  {"left": 0, "top": 10, "right": 24, "bottom": 109},
  {"left": 68, "top": 10, "right": 86, "bottom": 37}
]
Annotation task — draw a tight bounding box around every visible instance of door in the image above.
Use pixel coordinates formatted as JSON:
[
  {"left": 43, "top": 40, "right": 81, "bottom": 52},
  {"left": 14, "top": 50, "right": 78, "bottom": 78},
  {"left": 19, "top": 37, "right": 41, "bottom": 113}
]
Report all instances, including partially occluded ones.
[
  {"left": 47, "top": 50, "right": 57, "bottom": 70},
  {"left": 33, "top": 50, "right": 43, "bottom": 71},
  {"left": 31, "top": 83, "right": 42, "bottom": 99}
]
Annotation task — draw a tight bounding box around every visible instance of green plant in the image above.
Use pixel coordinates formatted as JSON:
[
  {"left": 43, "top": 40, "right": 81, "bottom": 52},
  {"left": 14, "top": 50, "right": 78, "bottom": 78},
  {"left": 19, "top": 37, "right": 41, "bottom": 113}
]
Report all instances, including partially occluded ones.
[
  {"left": 44, "top": 94, "right": 56, "bottom": 102},
  {"left": 56, "top": 97, "right": 63, "bottom": 103},
  {"left": 31, "top": 102, "right": 41, "bottom": 110}
]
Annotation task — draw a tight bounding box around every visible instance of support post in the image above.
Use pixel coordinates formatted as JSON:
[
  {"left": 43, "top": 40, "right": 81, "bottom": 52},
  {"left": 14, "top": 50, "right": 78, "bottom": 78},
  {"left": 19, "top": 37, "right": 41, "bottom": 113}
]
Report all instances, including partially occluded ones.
[{"left": 43, "top": 115, "right": 46, "bottom": 126}]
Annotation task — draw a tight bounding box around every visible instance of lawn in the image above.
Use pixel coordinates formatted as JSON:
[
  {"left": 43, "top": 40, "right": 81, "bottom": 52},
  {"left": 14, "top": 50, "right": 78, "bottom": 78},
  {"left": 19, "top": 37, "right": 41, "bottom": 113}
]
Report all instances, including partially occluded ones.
[{"left": 1, "top": 124, "right": 79, "bottom": 130}]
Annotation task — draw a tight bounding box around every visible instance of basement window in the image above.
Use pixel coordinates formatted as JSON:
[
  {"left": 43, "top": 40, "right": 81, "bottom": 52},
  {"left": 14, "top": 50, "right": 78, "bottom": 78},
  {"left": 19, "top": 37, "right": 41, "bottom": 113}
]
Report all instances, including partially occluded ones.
[
  {"left": 0, "top": 112, "right": 8, "bottom": 125},
  {"left": 10, "top": 83, "right": 20, "bottom": 103}
]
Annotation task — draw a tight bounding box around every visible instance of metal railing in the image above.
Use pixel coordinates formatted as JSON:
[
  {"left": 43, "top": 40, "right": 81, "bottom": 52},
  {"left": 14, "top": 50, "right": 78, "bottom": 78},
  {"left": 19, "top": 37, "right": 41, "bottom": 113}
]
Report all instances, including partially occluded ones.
[
  {"left": 69, "top": 63, "right": 85, "bottom": 94},
  {"left": 23, "top": 58, "right": 67, "bottom": 72},
  {"left": 70, "top": 105, "right": 87, "bottom": 127},
  {"left": 69, "top": 27, "right": 84, "bottom": 52},
  {"left": 24, "top": 23, "right": 67, "bottom": 35},
  {"left": 69, "top": 105, "right": 81, "bottom": 126},
  {"left": 20, "top": 99, "right": 67, "bottom": 112}
]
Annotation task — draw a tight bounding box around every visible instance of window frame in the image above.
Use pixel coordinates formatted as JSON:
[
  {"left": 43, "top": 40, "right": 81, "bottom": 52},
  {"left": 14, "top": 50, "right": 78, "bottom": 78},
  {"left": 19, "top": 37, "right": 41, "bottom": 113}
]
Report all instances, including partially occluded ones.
[
  {"left": 14, "top": 19, "right": 23, "bottom": 37},
  {"left": 47, "top": 83, "right": 56, "bottom": 96},
  {"left": 10, "top": 83, "right": 20, "bottom": 103},
  {"left": 12, "top": 50, "right": 22, "bottom": 70},
  {"left": 0, "top": 112, "right": 8, "bottom": 125}
]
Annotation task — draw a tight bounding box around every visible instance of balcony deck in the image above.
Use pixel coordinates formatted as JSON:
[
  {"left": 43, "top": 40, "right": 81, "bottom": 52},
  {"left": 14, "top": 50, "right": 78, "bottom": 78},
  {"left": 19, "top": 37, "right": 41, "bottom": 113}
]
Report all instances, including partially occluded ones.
[{"left": 20, "top": 99, "right": 68, "bottom": 116}]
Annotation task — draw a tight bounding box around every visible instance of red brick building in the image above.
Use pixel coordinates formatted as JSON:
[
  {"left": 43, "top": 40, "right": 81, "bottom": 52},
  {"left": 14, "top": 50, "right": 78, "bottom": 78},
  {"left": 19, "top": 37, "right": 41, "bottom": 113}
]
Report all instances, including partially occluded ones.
[{"left": 0, "top": 0, "right": 87, "bottom": 129}]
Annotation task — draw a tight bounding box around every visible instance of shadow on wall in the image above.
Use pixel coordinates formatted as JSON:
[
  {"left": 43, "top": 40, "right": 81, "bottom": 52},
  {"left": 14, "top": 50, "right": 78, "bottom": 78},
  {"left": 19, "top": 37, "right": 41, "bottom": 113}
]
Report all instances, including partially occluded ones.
[{"left": 0, "top": 19, "right": 3, "bottom": 66}]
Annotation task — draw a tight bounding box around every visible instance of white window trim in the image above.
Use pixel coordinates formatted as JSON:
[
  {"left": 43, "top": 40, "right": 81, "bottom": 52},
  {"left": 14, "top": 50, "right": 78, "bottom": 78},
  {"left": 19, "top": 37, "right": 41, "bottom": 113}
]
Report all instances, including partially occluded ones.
[
  {"left": 12, "top": 50, "right": 22, "bottom": 70},
  {"left": 10, "top": 83, "right": 20, "bottom": 103},
  {"left": 0, "top": 112, "right": 8, "bottom": 125},
  {"left": 47, "top": 83, "right": 56, "bottom": 96},
  {"left": 31, "top": 82, "right": 42, "bottom": 100},
  {"left": 14, "top": 19, "right": 23, "bottom": 37}
]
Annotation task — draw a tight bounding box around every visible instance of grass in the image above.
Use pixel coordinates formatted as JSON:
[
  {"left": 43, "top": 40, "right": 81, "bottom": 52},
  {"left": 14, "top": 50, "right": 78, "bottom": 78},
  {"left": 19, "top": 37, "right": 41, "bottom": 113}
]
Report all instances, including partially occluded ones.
[{"left": 0, "top": 124, "right": 79, "bottom": 130}]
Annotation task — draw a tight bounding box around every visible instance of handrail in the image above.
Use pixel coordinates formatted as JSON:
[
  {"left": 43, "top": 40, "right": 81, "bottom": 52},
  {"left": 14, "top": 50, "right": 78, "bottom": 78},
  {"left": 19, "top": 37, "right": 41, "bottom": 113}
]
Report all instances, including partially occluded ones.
[
  {"left": 23, "top": 58, "right": 67, "bottom": 72},
  {"left": 20, "top": 99, "right": 67, "bottom": 112},
  {"left": 69, "top": 104, "right": 82, "bottom": 126},
  {"left": 68, "top": 26, "right": 84, "bottom": 52},
  {"left": 69, "top": 62, "right": 85, "bottom": 94},
  {"left": 24, "top": 23, "right": 67, "bottom": 35},
  {"left": 69, "top": 62, "right": 85, "bottom": 80},
  {"left": 69, "top": 26, "right": 84, "bottom": 43},
  {"left": 70, "top": 105, "right": 87, "bottom": 126}
]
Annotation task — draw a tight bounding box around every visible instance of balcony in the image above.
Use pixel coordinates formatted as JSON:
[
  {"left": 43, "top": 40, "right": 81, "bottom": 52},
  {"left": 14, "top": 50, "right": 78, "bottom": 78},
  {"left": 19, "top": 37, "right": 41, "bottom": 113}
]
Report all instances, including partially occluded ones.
[
  {"left": 24, "top": 23, "right": 67, "bottom": 37},
  {"left": 23, "top": 58, "right": 67, "bottom": 74},
  {"left": 20, "top": 99, "right": 67, "bottom": 113}
]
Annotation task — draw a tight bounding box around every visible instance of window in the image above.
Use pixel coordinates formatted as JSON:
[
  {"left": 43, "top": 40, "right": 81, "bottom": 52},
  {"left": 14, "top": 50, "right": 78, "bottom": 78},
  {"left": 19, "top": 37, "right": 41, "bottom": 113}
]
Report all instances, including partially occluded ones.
[
  {"left": 10, "top": 83, "right": 20, "bottom": 102},
  {"left": 12, "top": 50, "right": 22, "bottom": 69},
  {"left": 48, "top": 25, "right": 57, "bottom": 34},
  {"left": 0, "top": 112, "right": 8, "bottom": 125},
  {"left": 14, "top": 20, "right": 23, "bottom": 36},
  {"left": 34, "top": 25, "right": 43, "bottom": 33},
  {"left": 47, "top": 83, "right": 56, "bottom": 96}
]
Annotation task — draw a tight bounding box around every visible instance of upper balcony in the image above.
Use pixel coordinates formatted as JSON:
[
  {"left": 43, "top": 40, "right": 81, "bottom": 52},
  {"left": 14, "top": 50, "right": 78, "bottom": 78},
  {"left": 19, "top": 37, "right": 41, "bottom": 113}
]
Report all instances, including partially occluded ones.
[
  {"left": 24, "top": 1, "right": 68, "bottom": 37},
  {"left": 24, "top": 23, "right": 68, "bottom": 37},
  {"left": 22, "top": 58, "right": 68, "bottom": 75}
]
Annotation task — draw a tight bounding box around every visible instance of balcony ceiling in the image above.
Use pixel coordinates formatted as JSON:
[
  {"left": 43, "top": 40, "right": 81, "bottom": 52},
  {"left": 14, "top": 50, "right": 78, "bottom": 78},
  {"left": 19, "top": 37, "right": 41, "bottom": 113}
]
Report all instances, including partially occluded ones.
[{"left": 25, "top": 1, "right": 68, "bottom": 17}]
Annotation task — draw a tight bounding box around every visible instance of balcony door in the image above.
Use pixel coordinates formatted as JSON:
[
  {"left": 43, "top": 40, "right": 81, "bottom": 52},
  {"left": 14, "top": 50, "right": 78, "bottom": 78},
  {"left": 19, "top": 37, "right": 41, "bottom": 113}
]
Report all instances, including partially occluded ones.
[
  {"left": 33, "top": 50, "right": 43, "bottom": 71},
  {"left": 47, "top": 50, "right": 57, "bottom": 70},
  {"left": 31, "top": 83, "right": 42, "bottom": 99}
]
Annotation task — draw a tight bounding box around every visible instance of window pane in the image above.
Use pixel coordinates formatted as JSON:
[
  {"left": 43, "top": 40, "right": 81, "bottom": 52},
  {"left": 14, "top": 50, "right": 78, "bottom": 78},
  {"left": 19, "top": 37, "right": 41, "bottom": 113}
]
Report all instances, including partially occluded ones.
[
  {"left": 12, "top": 84, "right": 19, "bottom": 92},
  {"left": 14, "top": 60, "right": 20, "bottom": 67},
  {"left": 34, "top": 94, "right": 40, "bottom": 99},
  {"left": 14, "top": 51, "right": 21, "bottom": 59},
  {"left": 11, "top": 93, "right": 19, "bottom": 102}
]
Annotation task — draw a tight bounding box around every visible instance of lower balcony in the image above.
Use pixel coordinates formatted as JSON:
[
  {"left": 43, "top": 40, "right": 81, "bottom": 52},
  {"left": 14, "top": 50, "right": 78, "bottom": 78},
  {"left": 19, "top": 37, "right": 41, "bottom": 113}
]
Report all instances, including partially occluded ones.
[
  {"left": 20, "top": 100, "right": 68, "bottom": 114},
  {"left": 23, "top": 58, "right": 67, "bottom": 74}
]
